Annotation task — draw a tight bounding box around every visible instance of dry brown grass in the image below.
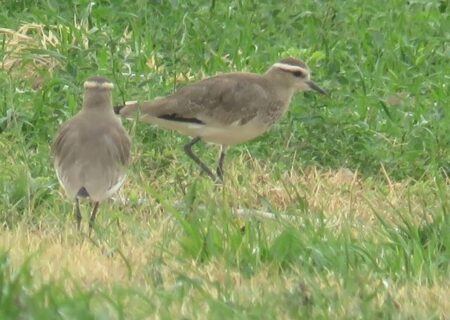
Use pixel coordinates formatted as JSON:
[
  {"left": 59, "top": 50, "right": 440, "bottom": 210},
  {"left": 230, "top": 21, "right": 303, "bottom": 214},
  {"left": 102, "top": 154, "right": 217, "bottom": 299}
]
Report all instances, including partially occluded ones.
[
  {"left": 0, "top": 24, "right": 64, "bottom": 87},
  {"left": 1, "top": 163, "right": 448, "bottom": 317},
  {"left": 1, "top": 218, "right": 448, "bottom": 317},
  {"left": 111, "top": 148, "right": 447, "bottom": 239}
]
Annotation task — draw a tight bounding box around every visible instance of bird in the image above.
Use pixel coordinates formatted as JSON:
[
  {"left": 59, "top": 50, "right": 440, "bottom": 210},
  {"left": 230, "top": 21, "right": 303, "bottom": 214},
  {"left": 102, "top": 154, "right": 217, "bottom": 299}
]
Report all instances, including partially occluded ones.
[
  {"left": 115, "top": 57, "right": 325, "bottom": 182},
  {"left": 52, "top": 76, "right": 131, "bottom": 232}
]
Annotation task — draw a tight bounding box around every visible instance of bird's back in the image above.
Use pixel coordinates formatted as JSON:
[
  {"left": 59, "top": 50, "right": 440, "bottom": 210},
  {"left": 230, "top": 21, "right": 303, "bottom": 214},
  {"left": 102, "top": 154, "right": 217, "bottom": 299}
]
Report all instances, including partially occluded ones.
[
  {"left": 121, "top": 72, "right": 287, "bottom": 126},
  {"left": 53, "top": 111, "right": 131, "bottom": 201},
  {"left": 118, "top": 71, "right": 295, "bottom": 145}
]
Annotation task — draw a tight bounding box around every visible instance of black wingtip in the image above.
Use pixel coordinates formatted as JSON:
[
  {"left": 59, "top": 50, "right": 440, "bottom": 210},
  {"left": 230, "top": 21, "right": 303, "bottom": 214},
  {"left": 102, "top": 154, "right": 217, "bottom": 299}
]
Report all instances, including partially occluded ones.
[
  {"left": 158, "top": 113, "right": 205, "bottom": 125},
  {"left": 113, "top": 105, "right": 123, "bottom": 115}
]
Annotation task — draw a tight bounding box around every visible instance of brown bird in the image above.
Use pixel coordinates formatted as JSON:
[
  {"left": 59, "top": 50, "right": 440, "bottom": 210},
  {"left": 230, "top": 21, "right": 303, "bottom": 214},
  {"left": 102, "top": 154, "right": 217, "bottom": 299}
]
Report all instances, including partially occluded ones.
[
  {"left": 116, "top": 57, "right": 325, "bottom": 182},
  {"left": 53, "top": 76, "right": 131, "bottom": 231}
]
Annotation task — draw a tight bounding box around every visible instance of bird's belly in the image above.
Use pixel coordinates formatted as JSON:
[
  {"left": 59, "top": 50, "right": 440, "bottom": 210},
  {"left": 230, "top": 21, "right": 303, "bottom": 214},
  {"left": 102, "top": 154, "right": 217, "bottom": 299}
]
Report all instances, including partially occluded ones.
[
  {"left": 199, "top": 122, "right": 268, "bottom": 145},
  {"left": 147, "top": 116, "right": 268, "bottom": 146}
]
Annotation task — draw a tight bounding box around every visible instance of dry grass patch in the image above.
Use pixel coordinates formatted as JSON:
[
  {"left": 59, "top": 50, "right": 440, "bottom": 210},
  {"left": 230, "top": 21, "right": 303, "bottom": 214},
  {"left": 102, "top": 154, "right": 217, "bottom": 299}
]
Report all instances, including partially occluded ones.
[
  {"left": 1, "top": 165, "right": 447, "bottom": 317},
  {"left": 0, "top": 24, "right": 64, "bottom": 88},
  {"left": 2, "top": 221, "right": 448, "bottom": 317},
  {"left": 118, "top": 156, "right": 447, "bottom": 236},
  {"left": 209, "top": 160, "right": 446, "bottom": 234},
  {"left": 1, "top": 216, "right": 174, "bottom": 279}
]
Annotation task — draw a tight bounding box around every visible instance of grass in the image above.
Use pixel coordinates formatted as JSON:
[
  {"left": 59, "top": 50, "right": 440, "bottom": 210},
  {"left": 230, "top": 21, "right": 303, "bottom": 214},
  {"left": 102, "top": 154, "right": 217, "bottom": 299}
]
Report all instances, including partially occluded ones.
[{"left": 0, "top": 0, "right": 449, "bottom": 318}]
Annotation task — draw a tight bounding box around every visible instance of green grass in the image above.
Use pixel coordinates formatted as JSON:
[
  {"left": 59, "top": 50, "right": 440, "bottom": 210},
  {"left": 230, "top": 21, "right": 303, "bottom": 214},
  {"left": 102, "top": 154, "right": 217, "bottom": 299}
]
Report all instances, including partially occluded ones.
[{"left": 1, "top": 0, "right": 449, "bottom": 318}]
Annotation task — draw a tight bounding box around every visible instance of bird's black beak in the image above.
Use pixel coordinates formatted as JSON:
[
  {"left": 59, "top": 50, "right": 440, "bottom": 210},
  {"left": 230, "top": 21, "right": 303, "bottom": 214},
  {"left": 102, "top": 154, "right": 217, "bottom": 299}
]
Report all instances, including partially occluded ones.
[{"left": 307, "top": 80, "right": 327, "bottom": 95}]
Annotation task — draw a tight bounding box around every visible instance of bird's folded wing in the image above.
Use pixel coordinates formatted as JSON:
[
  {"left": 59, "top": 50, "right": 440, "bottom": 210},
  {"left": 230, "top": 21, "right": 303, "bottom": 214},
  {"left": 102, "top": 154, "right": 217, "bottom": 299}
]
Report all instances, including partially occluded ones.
[{"left": 120, "top": 75, "right": 269, "bottom": 127}]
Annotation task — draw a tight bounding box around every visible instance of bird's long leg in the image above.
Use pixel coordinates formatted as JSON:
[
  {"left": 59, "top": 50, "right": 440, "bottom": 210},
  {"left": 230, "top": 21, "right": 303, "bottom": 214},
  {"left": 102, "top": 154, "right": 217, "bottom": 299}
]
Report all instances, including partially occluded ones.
[
  {"left": 88, "top": 202, "right": 100, "bottom": 234},
  {"left": 184, "top": 137, "right": 218, "bottom": 182},
  {"left": 216, "top": 145, "right": 227, "bottom": 182},
  {"left": 75, "top": 198, "right": 82, "bottom": 230}
]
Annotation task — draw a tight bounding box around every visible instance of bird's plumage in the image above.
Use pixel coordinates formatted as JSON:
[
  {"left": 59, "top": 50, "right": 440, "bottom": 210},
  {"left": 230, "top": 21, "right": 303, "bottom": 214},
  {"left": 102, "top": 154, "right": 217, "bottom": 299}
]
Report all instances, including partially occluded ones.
[
  {"left": 119, "top": 72, "right": 294, "bottom": 145},
  {"left": 53, "top": 111, "right": 130, "bottom": 201},
  {"left": 53, "top": 76, "right": 131, "bottom": 230},
  {"left": 116, "top": 57, "right": 324, "bottom": 181},
  {"left": 53, "top": 77, "right": 131, "bottom": 203}
]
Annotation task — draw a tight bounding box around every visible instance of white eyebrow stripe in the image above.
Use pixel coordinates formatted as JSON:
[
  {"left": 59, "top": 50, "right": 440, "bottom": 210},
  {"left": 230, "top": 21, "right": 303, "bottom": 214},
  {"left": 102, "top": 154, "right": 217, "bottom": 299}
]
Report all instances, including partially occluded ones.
[
  {"left": 272, "top": 63, "right": 308, "bottom": 73},
  {"left": 84, "top": 81, "right": 114, "bottom": 89}
]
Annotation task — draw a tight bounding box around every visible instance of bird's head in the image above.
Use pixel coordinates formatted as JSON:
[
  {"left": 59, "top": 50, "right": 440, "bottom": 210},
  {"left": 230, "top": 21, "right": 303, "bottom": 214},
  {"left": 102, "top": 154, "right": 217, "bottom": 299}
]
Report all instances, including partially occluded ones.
[
  {"left": 82, "top": 76, "right": 114, "bottom": 109},
  {"left": 267, "top": 57, "right": 326, "bottom": 95}
]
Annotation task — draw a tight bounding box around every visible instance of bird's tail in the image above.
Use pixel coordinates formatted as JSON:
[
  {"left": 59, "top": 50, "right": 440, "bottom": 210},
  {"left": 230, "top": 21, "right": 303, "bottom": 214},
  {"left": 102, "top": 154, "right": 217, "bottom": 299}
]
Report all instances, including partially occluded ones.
[
  {"left": 113, "top": 105, "right": 123, "bottom": 115},
  {"left": 113, "top": 101, "right": 139, "bottom": 117}
]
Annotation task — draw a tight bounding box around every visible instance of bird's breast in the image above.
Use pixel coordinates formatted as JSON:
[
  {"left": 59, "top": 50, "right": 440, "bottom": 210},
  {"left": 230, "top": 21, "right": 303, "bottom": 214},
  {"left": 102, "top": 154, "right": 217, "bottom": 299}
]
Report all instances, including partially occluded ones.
[{"left": 260, "top": 100, "right": 290, "bottom": 126}]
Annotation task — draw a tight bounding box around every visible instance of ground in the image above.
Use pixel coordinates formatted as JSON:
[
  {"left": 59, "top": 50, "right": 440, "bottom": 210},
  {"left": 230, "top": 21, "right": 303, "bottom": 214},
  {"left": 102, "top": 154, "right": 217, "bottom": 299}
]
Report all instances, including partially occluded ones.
[{"left": 0, "top": 0, "right": 449, "bottom": 319}]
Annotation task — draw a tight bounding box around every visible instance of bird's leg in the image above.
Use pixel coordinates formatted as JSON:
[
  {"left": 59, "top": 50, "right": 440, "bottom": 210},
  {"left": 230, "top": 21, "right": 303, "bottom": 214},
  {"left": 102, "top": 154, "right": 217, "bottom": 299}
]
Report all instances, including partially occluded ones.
[
  {"left": 216, "top": 145, "right": 227, "bottom": 182},
  {"left": 88, "top": 201, "right": 100, "bottom": 234},
  {"left": 75, "top": 198, "right": 82, "bottom": 230},
  {"left": 184, "top": 137, "right": 218, "bottom": 182}
]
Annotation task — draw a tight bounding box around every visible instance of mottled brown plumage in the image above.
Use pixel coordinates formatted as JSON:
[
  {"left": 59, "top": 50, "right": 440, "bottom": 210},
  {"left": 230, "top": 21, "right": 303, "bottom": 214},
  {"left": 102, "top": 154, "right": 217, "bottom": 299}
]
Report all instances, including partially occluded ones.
[
  {"left": 118, "top": 57, "right": 325, "bottom": 182},
  {"left": 53, "top": 76, "right": 131, "bottom": 230}
]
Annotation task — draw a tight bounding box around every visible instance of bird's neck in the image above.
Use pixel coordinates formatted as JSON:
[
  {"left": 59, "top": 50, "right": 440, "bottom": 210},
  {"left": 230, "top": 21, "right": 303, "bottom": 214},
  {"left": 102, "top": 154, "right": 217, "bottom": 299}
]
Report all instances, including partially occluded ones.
[
  {"left": 82, "top": 91, "right": 113, "bottom": 113},
  {"left": 262, "top": 71, "right": 296, "bottom": 101}
]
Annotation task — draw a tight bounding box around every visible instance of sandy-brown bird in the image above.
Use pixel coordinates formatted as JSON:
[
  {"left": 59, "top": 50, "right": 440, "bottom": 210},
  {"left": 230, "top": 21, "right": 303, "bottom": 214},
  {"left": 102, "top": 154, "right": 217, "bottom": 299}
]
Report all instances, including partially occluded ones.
[
  {"left": 116, "top": 58, "right": 325, "bottom": 182},
  {"left": 53, "top": 76, "right": 131, "bottom": 231}
]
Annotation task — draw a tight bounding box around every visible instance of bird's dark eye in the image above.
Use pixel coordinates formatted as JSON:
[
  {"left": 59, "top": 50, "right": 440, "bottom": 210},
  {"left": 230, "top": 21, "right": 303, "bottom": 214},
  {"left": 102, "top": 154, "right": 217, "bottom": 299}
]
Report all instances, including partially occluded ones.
[{"left": 292, "top": 70, "right": 305, "bottom": 78}]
